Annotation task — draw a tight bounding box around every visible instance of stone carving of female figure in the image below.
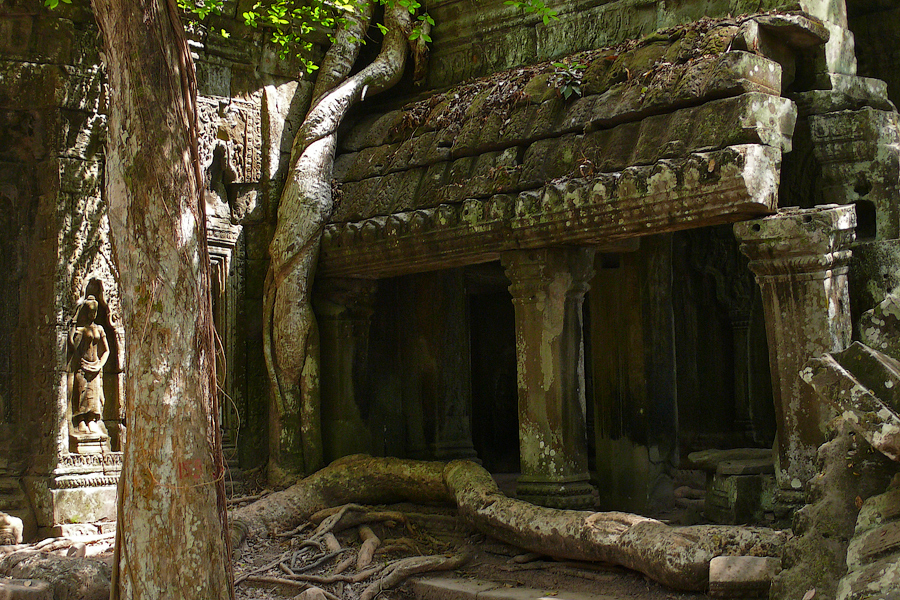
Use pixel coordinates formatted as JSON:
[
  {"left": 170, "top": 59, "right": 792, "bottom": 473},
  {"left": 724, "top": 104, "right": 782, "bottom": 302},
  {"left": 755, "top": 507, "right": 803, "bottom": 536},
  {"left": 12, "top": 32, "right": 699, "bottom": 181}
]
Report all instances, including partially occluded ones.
[{"left": 68, "top": 295, "right": 110, "bottom": 434}]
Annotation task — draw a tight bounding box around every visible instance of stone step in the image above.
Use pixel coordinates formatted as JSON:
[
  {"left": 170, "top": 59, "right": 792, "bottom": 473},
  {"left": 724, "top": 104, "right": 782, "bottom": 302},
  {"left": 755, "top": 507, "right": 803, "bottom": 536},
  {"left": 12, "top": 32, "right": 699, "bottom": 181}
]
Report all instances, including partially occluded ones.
[
  {"left": 838, "top": 481, "right": 900, "bottom": 600},
  {"left": 410, "top": 576, "right": 620, "bottom": 600}
]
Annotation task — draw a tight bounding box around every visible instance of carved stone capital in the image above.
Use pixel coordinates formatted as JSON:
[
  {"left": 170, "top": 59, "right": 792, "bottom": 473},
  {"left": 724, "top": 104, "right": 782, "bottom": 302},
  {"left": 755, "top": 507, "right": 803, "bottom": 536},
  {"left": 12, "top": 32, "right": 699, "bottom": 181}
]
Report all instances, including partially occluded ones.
[
  {"left": 501, "top": 247, "right": 596, "bottom": 302},
  {"left": 734, "top": 204, "right": 856, "bottom": 278}
]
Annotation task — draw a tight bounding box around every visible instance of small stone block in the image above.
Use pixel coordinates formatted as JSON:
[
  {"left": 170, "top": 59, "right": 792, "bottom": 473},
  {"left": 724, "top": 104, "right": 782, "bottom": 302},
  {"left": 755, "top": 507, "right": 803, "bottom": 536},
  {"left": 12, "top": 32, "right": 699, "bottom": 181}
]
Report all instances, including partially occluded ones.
[
  {"left": 0, "top": 579, "right": 52, "bottom": 600},
  {"left": 708, "top": 556, "right": 781, "bottom": 598}
]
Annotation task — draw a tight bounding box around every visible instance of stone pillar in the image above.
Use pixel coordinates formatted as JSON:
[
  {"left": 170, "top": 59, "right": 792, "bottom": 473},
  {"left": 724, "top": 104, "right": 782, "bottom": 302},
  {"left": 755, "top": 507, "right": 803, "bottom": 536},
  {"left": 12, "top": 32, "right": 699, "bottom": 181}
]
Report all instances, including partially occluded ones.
[
  {"left": 397, "top": 270, "right": 478, "bottom": 461},
  {"left": 314, "top": 277, "right": 377, "bottom": 464},
  {"left": 734, "top": 205, "right": 855, "bottom": 496},
  {"left": 502, "top": 247, "right": 596, "bottom": 509}
]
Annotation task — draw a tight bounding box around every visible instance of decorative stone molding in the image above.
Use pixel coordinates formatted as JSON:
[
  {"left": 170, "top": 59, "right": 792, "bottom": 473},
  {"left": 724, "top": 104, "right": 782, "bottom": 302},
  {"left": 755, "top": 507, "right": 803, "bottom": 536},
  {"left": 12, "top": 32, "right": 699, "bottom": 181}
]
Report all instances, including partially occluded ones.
[
  {"left": 321, "top": 144, "right": 780, "bottom": 278},
  {"left": 735, "top": 204, "right": 856, "bottom": 276},
  {"left": 809, "top": 107, "right": 900, "bottom": 240},
  {"left": 51, "top": 475, "right": 120, "bottom": 490},
  {"left": 57, "top": 452, "right": 122, "bottom": 470}
]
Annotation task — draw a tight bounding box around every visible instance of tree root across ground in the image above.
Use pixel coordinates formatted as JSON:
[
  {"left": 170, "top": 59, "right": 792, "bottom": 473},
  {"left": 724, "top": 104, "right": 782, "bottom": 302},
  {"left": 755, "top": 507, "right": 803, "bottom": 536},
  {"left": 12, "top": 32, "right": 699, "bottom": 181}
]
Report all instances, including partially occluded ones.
[
  {"left": 230, "top": 455, "right": 788, "bottom": 595},
  {"left": 0, "top": 456, "right": 786, "bottom": 599}
]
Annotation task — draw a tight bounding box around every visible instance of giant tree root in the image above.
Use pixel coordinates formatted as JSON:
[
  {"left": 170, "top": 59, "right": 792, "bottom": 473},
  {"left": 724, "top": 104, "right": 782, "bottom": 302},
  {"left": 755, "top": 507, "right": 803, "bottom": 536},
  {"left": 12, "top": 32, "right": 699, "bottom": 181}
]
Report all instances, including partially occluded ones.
[{"left": 230, "top": 455, "right": 788, "bottom": 591}]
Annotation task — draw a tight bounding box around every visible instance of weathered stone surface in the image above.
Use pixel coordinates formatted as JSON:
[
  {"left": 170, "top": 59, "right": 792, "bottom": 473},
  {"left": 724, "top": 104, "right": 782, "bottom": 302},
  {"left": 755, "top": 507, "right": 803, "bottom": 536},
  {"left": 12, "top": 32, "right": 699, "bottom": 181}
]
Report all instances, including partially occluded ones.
[
  {"left": 503, "top": 247, "right": 596, "bottom": 509},
  {"left": 323, "top": 144, "right": 780, "bottom": 278},
  {"left": 709, "top": 555, "right": 781, "bottom": 598},
  {"left": 0, "top": 579, "right": 52, "bottom": 600},
  {"left": 837, "top": 553, "right": 900, "bottom": 600},
  {"left": 0, "top": 62, "right": 64, "bottom": 110},
  {"left": 337, "top": 92, "right": 793, "bottom": 222},
  {"left": 859, "top": 292, "right": 900, "bottom": 362},
  {"left": 770, "top": 421, "right": 896, "bottom": 600},
  {"left": 689, "top": 448, "right": 775, "bottom": 472},
  {"left": 855, "top": 487, "right": 900, "bottom": 535},
  {"left": 0, "top": 511, "right": 23, "bottom": 545},
  {"left": 809, "top": 108, "right": 900, "bottom": 240},
  {"left": 705, "top": 472, "right": 768, "bottom": 525},
  {"left": 836, "top": 474, "right": 900, "bottom": 600},
  {"left": 0, "top": 552, "right": 110, "bottom": 600},
  {"left": 735, "top": 205, "right": 856, "bottom": 491},
  {"left": 803, "top": 342, "right": 900, "bottom": 461},
  {"left": 793, "top": 74, "right": 894, "bottom": 116}
]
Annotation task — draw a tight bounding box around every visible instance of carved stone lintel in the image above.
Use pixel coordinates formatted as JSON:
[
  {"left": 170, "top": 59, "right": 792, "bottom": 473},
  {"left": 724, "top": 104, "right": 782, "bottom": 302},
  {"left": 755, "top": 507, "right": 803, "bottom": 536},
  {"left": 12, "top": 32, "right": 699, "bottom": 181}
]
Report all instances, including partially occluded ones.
[
  {"left": 502, "top": 247, "right": 596, "bottom": 510},
  {"left": 734, "top": 205, "right": 856, "bottom": 491}
]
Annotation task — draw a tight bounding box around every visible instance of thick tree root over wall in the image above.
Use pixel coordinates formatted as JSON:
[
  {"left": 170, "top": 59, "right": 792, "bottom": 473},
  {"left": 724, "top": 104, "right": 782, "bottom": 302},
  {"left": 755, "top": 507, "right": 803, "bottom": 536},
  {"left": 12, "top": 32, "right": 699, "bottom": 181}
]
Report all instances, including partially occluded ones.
[{"left": 230, "top": 455, "right": 788, "bottom": 591}]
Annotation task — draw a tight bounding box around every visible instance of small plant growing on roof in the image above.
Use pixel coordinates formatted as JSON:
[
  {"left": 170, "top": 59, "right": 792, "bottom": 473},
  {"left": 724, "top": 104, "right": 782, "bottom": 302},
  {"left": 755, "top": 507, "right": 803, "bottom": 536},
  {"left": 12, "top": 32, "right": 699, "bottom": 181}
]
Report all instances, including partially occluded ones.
[{"left": 550, "top": 61, "right": 586, "bottom": 99}]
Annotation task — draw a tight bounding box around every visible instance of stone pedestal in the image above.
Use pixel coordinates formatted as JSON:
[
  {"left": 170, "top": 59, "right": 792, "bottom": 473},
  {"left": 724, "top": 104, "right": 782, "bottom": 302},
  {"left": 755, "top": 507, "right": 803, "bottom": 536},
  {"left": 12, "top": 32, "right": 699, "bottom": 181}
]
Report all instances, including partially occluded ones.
[
  {"left": 502, "top": 248, "right": 596, "bottom": 509},
  {"left": 69, "top": 432, "right": 111, "bottom": 455},
  {"left": 314, "top": 278, "right": 377, "bottom": 464},
  {"left": 734, "top": 205, "right": 855, "bottom": 493}
]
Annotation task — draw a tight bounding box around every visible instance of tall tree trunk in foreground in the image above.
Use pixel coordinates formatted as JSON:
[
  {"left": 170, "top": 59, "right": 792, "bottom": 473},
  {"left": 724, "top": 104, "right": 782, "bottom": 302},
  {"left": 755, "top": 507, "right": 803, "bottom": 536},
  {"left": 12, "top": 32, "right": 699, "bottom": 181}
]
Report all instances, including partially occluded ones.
[
  {"left": 91, "top": 0, "right": 232, "bottom": 597},
  {"left": 264, "top": 1, "right": 413, "bottom": 485}
]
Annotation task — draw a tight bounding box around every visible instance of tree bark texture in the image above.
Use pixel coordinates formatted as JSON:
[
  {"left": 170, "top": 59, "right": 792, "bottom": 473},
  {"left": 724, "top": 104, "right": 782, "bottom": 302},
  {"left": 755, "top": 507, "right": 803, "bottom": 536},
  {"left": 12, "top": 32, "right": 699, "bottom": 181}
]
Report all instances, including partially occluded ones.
[
  {"left": 263, "top": 1, "right": 413, "bottom": 485},
  {"left": 230, "top": 456, "right": 788, "bottom": 592},
  {"left": 90, "top": 0, "right": 232, "bottom": 597}
]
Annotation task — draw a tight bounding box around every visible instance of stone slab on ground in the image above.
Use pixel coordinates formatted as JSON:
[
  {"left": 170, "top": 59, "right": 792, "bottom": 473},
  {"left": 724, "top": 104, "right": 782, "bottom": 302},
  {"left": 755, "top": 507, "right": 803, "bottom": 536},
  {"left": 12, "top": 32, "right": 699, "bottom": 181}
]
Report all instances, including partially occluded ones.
[
  {"left": 688, "top": 449, "right": 774, "bottom": 473},
  {"left": 709, "top": 556, "right": 781, "bottom": 598},
  {"left": 412, "top": 576, "right": 620, "bottom": 600},
  {"left": 0, "top": 579, "right": 52, "bottom": 600}
]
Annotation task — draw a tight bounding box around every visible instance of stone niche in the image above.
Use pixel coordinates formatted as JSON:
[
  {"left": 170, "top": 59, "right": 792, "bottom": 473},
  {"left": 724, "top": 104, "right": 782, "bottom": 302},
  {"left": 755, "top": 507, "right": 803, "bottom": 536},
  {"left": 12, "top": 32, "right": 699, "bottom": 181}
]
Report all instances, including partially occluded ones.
[{"left": 24, "top": 269, "right": 126, "bottom": 538}]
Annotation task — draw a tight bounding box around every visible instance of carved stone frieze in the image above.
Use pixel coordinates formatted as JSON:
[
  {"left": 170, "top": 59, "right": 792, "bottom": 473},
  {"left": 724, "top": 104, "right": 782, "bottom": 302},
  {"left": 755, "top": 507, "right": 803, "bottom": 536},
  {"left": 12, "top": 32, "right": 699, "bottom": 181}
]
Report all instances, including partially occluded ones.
[
  {"left": 51, "top": 475, "right": 120, "bottom": 490},
  {"left": 197, "top": 97, "right": 262, "bottom": 184},
  {"left": 321, "top": 144, "right": 780, "bottom": 278}
]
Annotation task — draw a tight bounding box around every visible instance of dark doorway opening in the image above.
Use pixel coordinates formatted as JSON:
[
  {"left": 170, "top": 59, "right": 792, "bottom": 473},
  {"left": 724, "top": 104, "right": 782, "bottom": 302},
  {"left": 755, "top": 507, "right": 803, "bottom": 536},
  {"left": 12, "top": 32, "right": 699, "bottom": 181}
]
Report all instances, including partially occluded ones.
[{"left": 468, "top": 264, "right": 519, "bottom": 473}]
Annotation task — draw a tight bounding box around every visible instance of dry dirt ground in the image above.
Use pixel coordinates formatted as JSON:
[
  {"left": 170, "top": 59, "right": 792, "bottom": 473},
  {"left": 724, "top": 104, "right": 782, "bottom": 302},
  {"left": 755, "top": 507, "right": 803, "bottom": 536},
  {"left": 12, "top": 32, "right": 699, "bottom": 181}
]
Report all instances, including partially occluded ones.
[{"left": 231, "top": 499, "right": 713, "bottom": 600}]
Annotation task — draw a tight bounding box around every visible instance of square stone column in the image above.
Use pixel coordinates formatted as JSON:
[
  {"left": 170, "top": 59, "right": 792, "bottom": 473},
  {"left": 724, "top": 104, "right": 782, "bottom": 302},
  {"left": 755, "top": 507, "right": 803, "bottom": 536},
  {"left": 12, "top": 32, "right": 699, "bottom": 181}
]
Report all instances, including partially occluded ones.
[
  {"left": 313, "top": 278, "right": 378, "bottom": 464},
  {"left": 734, "top": 205, "right": 855, "bottom": 494},
  {"left": 502, "top": 247, "right": 596, "bottom": 509}
]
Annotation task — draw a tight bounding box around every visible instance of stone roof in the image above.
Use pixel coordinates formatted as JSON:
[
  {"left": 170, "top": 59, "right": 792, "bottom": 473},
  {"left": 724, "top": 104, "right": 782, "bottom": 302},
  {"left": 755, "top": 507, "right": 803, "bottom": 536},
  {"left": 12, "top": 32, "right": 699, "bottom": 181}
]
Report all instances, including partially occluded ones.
[{"left": 319, "top": 13, "right": 828, "bottom": 278}]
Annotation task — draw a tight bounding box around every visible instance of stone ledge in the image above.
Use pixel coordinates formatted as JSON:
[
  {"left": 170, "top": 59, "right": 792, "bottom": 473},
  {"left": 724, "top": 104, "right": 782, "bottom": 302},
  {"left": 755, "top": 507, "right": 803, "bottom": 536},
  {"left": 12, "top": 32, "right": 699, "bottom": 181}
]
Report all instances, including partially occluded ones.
[
  {"left": 321, "top": 144, "right": 779, "bottom": 278},
  {"left": 0, "top": 579, "right": 52, "bottom": 600},
  {"left": 410, "top": 575, "right": 620, "bottom": 600},
  {"left": 334, "top": 93, "right": 793, "bottom": 223}
]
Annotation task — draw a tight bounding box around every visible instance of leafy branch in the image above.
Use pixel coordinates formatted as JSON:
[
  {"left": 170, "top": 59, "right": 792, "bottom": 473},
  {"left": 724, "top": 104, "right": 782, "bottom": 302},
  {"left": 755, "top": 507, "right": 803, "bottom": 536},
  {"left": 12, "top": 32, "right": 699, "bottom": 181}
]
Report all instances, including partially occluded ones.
[
  {"left": 549, "top": 61, "right": 586, "bottom": 99},
  {"left": 504, "top": 0, "right": 558, "bottom": 24}
]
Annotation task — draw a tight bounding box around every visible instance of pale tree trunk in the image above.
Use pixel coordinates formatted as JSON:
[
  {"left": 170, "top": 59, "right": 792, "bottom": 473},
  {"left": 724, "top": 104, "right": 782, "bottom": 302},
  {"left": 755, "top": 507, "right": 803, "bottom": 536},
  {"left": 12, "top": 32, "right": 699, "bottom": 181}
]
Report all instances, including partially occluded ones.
[
  {"left": 90, "top": 0, "right": 232, "bottom": 598},
  {"left": 264, "top": 1, "right": 413, "bottom": 486}
]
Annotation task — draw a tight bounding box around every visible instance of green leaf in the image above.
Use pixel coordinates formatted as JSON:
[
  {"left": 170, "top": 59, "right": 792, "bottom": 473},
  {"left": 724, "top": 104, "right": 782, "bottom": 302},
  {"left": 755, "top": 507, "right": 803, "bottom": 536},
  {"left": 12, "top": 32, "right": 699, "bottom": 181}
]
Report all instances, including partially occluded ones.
[{"left": 377, "top": 22, "right": 388, "bottom": 34}]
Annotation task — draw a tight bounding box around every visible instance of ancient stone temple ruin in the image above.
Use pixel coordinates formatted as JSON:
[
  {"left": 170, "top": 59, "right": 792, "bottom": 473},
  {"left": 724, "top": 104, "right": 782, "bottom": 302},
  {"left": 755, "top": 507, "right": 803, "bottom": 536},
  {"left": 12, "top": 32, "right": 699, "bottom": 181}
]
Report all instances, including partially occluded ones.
[{"left": 3, "top": 0, "right": 900, "bottom": 595}]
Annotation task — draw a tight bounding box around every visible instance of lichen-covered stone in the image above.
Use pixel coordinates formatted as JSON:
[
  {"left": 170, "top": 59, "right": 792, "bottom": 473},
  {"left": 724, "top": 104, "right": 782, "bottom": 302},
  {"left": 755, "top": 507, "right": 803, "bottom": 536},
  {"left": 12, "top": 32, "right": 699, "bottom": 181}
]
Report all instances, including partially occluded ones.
[
  {"left": 859, "top": 293, "right": 900, "bottom": 362},
  {"left": 322, "top": 144, "right": 780, "bottom": 278}
]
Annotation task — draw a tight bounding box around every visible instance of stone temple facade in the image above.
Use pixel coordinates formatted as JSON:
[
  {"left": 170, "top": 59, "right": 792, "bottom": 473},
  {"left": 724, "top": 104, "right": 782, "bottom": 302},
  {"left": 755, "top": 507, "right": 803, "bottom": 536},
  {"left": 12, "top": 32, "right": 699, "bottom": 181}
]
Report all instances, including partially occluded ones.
[{"left": 3, "top": 0, "right": 900, "bottom": 594}]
